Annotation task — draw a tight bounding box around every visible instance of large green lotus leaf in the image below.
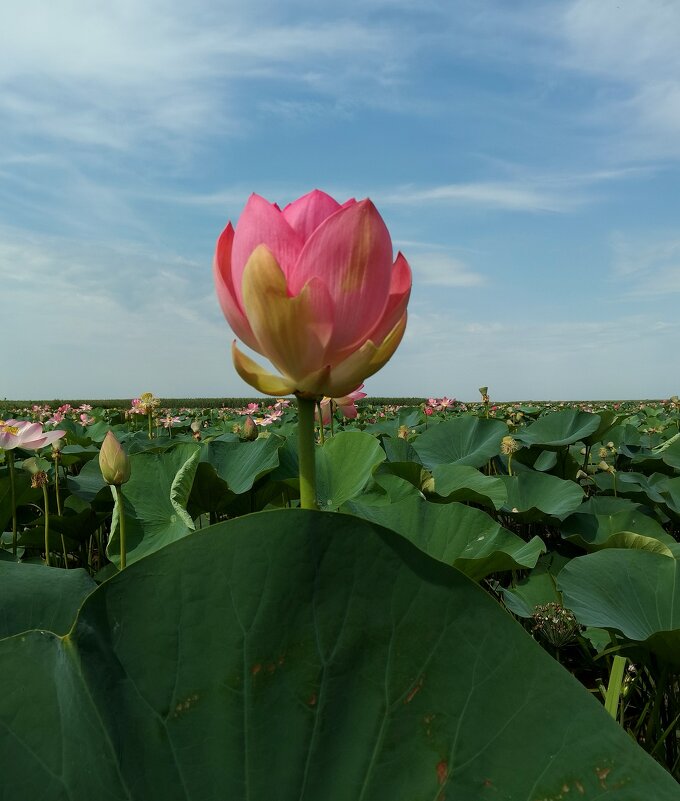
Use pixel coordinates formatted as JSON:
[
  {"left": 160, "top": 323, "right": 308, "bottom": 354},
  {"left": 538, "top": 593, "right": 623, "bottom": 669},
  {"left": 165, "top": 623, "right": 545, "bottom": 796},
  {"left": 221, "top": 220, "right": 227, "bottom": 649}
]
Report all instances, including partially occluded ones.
[
  {"left": 316, "top": 431, "right": 385, "bottom": 510},
  {"left": 582, "top": 410, "right": 626, "bottom": 446},
  {"left": 200, "top": 435, "right": 283, "bottom": 494},
  {"left": 601, "top": 532, "right": 674, "bottom": 556},
  {"left": 658, "top": 436, "right": 680, "bottom": 470},
  {"left": 514, "top": 409, "right": 601, "bottom": 449},
  {"left": 187, "top": 462, "right": 234, "bottom": 516},
  {"left": 380, "top": 436, "right": 422, "bottom": 464},
  {"left": 500, "top": 472, "right": 584, "bottom": 521},
  {"left": 412, "top": 416, "right": 508, "bottom": 469},
  {"left": 344, "top": 496, "right": 545, "bottom": 581},
  {"left": 268, "top": 433, "right": 299, "bottom": 485},
  {"left": 107, "top": 443, "right": 201, "bottom": 566},
  {"left": 66, "top": 457, "right": 110, "bottom": 504},
  {"left": 0, "top": 470, "right": 40, "bottom": 533},
  {"left": 659, "top": 475, "right": 680, "bottom": 520},
  {"left": 0, "top": 562, "right": 95, "bottom": 638},
  {"left": 532, "top": 449, "right": 559, "bottom": 472},
  {"left": 0, "top": 510, "right": 675, "bottom": 800},
  {"left": 430, "top": 464, "right": 507, "bottom": 509},
  {"left": 375, "top": 461, "right": 431, "bottom": 493},
  {"left": 592, "top": 471, "right": 668, "bottom": 505},
  {"left": 560, "top": 496, "right": 674, "bottom": 551},
  {"left": 370, "top": 474, "right": 423, "bottom": 504},
  {"left": 559, "top": 549, "right": 680, "bottom": 666}
]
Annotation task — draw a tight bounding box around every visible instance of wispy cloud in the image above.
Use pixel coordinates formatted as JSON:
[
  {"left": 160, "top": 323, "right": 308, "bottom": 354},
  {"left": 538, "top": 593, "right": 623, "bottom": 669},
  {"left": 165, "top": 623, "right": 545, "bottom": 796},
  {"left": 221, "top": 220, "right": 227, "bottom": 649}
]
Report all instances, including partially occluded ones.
[
  {"left": 1, "top": 226, "right": 236, "bottom": 398},
  {"left": 611, "top": 232, "right": 680, "bottom": 297},
  {"left": 409, "top": 252, "right": 486, "bottom": 288},
  {"left": 0, "top": 1, "right": 409, "bottom": 153},
  {"left": 378, "top": 167, "right": 643, "bottom": 213},
  {"left": 559, "top": 0, "right": 680, "bottom": 160}
]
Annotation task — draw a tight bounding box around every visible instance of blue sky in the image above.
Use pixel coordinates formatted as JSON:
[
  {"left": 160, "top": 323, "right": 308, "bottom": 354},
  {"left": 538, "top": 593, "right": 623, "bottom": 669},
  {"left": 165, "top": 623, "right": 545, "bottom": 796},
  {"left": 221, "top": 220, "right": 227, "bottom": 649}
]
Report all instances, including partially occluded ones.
[{"left": 2, "top": 0, "right": 679, "bottom": 401}]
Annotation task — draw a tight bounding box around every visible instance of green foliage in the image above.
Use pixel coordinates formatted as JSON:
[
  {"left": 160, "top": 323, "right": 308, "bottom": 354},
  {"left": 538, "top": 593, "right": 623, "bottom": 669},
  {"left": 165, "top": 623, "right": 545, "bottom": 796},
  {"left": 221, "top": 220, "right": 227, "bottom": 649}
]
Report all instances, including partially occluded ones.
[
  {"left": 1, "top": 511, "right": 677, "bottom": 799},
  {"left": 2, "top": 399, "right": 680, "bottom": 782}
]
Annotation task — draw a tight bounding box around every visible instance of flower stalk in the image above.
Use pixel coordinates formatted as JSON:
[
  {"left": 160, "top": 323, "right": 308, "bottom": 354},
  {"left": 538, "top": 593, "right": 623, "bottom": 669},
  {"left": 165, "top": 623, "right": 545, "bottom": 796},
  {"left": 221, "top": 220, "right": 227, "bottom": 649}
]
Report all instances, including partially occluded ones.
[
  {"left": 297, "top": 395, "right": 318, "bottom": 510},
  {"left": 7, "top": 451, "right": 17, "bottom": 556},
  {"left": 114, "top": 485, "right": 127, "bottom": 569}
]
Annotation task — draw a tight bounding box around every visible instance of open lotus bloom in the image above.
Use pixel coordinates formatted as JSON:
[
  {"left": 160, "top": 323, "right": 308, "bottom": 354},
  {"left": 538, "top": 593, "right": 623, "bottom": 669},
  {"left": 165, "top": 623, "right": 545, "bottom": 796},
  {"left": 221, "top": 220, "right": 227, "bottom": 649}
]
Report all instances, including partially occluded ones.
[
  {"left": 318, "top": 385, "right": 367, "bottom": 425},
  {"left": 0, "top": 420, "right": 66, "bottom": 451},
  {"left": 214, "top": 190, "right": 411, "bottom": 398}
]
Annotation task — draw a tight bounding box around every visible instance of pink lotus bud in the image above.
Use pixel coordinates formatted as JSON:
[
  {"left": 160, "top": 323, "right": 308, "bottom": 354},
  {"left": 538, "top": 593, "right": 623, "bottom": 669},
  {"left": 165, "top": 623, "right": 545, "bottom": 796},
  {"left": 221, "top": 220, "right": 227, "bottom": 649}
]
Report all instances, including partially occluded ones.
[
  {"left": 99, "top": 431, "right": 131, "bottom": 486},
  {"left": 214, "top": 191, "right": 411, "bottom": 398}
]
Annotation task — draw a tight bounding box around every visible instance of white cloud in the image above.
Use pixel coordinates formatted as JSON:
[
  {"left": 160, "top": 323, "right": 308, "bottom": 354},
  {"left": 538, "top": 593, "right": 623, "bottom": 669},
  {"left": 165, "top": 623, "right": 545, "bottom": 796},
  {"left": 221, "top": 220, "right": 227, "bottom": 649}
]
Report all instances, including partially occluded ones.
[
  {"left": 410, "top": 253, "right": 486, "bottom": 288},
  {"left": 0, "top": 226, "right": 242, "bottom": 398},
  {"left": 560, "top": 0, "right": 680, "bottom": 158},
  {"left": 0, "top": 1, "right": 408, "bottom": 152}
]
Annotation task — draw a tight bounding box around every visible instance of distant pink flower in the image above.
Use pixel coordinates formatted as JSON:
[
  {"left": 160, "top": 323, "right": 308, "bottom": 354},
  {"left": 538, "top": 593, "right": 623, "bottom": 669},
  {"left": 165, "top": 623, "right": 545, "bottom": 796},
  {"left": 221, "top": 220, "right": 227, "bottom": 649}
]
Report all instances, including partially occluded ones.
[
  {"left": 80, "top": 413, "right": 95, "bottom": 425},
  {"left": 318, "top": 384, "right": 366, "bottom": 425},
  {"left": 0, "top": 420, "right": 66, "bottom": 451},
  {"left": 424, "top": 406, "right": 434, "bottom": 416},
  {"left": 214, "top": 190, "right": 411, "bottom": 398}
]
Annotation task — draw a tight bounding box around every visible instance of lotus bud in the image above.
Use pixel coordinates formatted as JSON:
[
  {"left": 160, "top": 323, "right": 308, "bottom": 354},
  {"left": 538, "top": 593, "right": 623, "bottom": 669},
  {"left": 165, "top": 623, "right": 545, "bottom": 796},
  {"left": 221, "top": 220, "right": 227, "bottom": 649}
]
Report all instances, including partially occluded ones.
[
  {"left": 243, "top": 415, "right": 258, "bottom": 441},
  {"left": 99, "top": 431, "right": 131, "bottom": 486},
  {"left": 397, "top": 424, "right": 410, "bottom": 440}
]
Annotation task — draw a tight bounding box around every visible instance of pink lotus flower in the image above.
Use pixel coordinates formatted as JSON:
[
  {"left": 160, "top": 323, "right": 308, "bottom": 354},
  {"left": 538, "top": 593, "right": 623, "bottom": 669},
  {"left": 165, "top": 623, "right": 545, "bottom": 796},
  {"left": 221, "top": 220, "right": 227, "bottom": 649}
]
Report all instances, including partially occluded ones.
[
  {"left": 214, "top": 190, "right": 411, "bottom": 398},
  {"left": 0, "top": 420, "right": 66, "bottom": 451},
  {"left": 318, "top": 384, "right": 367, "bottom": 425}
]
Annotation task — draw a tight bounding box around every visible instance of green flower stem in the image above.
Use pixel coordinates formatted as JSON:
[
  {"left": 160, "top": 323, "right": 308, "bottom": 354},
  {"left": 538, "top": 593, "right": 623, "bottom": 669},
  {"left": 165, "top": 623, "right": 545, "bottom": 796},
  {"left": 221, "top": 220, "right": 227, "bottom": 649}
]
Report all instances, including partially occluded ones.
[
  {"left": 296, "top": 395, "right": 318, "bottom": 510},
  {"left": 8, "top": 451, "right": 17, "bottom": 556},
  {"left": 54, "top": 460, "right": 62, "bottom": 517},
  {"left": 114, "top": 484, "right": 127, "bottom": 569},
  {"left": 316, "top": 401, "right": 325, "bottom": 445},
  {"left": 42, "top": 484, "right": 51, "bottom": 567},
  {"left": 147, "top": 411, "right": 153, "bottom": 440},
  {"left": 329, "top": 401, "right": 335, "bottom": 437}
]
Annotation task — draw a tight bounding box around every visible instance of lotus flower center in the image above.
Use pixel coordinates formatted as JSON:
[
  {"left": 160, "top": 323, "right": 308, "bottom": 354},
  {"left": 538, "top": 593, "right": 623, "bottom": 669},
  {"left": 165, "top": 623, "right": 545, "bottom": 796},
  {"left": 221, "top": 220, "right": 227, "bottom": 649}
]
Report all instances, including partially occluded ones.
[{"left": 0, "top": 422, "right": 19, "bottom": 435}]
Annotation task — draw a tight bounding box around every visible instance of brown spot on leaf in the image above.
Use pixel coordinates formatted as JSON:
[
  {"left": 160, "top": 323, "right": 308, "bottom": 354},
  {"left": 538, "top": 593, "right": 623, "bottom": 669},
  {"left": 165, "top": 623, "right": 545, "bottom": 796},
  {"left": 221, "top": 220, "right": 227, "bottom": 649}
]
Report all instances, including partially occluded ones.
[
  {"left": 436, "top": 760, "right": 448, "bottom": 785},
  {"left": 307, "top": 692, "right": 317, "bottom": 707},
  {"left": 251, "top": 663, "right": 262, "bottom": 676},
  {"left": 595, "top": 766, "right": 611, "bottom": 789},
  {"left": 574, "top": 780, "right": 584, "bottom": 795},
  {"left": 405, "top": 676, "right": 424, "bottom": 704}
]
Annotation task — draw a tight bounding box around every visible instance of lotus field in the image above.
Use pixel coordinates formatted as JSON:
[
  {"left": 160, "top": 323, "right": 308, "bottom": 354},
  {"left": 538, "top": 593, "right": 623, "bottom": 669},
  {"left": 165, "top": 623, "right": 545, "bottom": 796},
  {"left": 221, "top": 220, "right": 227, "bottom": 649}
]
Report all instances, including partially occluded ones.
[{"left": 3, "top": 192, "right": 680, "bottom": 798}]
